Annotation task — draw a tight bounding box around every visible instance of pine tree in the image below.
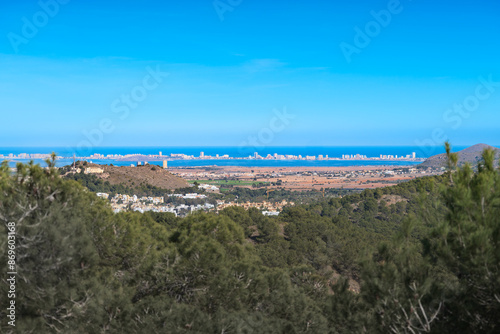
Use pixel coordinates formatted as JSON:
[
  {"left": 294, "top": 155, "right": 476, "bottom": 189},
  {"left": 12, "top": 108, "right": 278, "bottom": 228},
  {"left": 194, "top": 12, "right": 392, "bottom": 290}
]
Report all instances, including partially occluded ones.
[
  {"left": 429, "top": 144, "right": 500, "bottom": 332},
  {"left": 357, "top": 143, "right": 500, "bottom": 333},
  {"left": 0, "top": 157, "right": 132, "bottom": 332}
]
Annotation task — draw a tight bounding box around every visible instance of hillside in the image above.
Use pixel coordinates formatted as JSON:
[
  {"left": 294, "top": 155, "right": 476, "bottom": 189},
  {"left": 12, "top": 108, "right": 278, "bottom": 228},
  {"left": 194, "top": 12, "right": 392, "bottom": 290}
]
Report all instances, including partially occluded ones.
[
  {"left": 66, "top": 163, "right": 189, "bottom": 190},
  {"left": 4, "top": 155, "right": 500, "bottom": 332},
  {"left": 420, "top": 143, "right": 500, "bottom": 168}
]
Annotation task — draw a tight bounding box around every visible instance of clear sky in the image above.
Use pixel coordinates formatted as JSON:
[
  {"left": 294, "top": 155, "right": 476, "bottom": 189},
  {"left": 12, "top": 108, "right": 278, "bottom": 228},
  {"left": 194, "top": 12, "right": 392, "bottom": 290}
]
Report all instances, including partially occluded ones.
[{"left": 0, "top": 0, "right": 499, "bottom": 147}]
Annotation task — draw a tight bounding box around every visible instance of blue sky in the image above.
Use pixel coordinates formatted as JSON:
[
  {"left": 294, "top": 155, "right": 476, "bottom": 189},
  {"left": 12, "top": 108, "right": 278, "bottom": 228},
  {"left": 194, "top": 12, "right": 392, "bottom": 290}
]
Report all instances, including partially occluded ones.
[{"left": 0, "top": 0, "right": 499, "bottom": 147}]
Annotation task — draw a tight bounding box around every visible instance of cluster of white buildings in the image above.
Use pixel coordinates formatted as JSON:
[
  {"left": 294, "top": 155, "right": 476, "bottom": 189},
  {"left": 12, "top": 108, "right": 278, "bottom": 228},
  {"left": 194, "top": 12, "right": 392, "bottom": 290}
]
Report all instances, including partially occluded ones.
[
  {"left": 378, "top": 152, "right": 417, "bottom": 160},
  {"left": 338, "top": 167, "right": 422, "bottom": 179},
  {"left": 108, "top": 194, "right": 164, "bottom": 205},
  {"left": 250, "top": 152, "right": 420, "bottom": 161},
  {"left": 85, "top": 167, "right": 104, "bottom": 174},
  {"left": 168, "top": 193, "right": 207, "bottom": 199},
  {"left": 197, "top": 183, "right": 220, "bottom": 193},
  {"left": 48, "top": 150, "right": 423, "bottom": 162},
  {"left": 216, "top": 199, "right": 292, "bottom": 213},
  {"left": 2, "top": 150, "right": 422, "bottom": 163},
  {"left": 102, "top": 192, "right": 214, "bottom": 216},
  {"left": 341, "top": 152, "right": 417, "bottom": 160},
  {"left": 251, "top": 152, "right": 311, "bottom": 160},
  {"left": 97, "top": 191, "right": 286, "bottom": 217},
  {"left": 131, "top": 203, "right": 215, "bottom": 215},
  {"left": 342, "top": 154, "right": 368, "bottom": 159},
  {"left": 262, "top": 211, "right": 280, "bottom": 216},
  {"left": 198, "top": 152, "right": 230, "bottom": 159},
  {"left": 0, "top": 153, "right": 60, "bottom": 159}
]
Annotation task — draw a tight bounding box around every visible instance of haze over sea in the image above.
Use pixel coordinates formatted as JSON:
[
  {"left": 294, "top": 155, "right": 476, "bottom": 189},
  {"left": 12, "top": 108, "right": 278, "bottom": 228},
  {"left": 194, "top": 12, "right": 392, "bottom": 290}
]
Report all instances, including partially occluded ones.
[{"left": 0, "top": 145, "right": 474, "bottom": 168}]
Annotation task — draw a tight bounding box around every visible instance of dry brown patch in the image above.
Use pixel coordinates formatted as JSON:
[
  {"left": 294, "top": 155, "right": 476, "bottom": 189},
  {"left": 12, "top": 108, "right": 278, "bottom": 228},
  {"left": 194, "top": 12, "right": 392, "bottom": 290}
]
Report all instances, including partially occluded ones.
[
  {"left": 88, "top": 164, "right": 189, "bottom": 190},
  {"left": 380, "top": 194, "right": 408, "bottom": 205}
]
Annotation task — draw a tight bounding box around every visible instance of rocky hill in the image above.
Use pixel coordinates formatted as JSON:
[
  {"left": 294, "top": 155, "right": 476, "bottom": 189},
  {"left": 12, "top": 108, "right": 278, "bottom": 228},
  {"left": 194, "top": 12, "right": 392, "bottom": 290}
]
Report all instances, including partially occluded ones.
[
  {"left": 77, "top": 163, "right": 188, "bottom": 190},
  {"left": 420, "top": 143, "right": 500, "bottom": 168}
]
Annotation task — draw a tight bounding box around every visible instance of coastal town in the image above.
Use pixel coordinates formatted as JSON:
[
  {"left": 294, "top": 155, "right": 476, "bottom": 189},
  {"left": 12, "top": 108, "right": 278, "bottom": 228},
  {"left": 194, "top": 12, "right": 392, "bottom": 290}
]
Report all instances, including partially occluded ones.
[
  {"left": 75, "top": 162, "right": 443, "bottom": 217},
  {"left": 2, "top": 150, "right": 445, "bottom": 218},
  {"left": 98, "top": 189, "right": 291, "bottom": 217},
  {"left": 4, "top": 155, "right": 445, "bottom": 218},
  {"left": 101, "top": 192, "right": 216, "bottom": 216},
  {"left": 1, "top": 150, "right": 424, "bottom": 163}
]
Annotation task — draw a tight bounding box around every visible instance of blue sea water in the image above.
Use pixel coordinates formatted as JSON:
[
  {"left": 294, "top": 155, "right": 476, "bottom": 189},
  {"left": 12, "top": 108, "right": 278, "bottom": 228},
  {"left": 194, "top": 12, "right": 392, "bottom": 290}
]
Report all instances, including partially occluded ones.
[{"left": 0, "top": 146, "right": 470, "bottom": 168}]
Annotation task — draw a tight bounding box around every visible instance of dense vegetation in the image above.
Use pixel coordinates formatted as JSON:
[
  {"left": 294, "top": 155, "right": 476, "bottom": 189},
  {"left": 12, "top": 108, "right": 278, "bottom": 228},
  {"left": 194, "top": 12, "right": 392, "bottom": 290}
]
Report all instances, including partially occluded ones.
[
  {"left": 63, "top": 169, "right": 357, "bottom": 205},
  {"left": 222, "top": 187, "right": 356, "bottom": 204},
  {"left": 1, "top": 146, "right": 499, "bottom": 333}
]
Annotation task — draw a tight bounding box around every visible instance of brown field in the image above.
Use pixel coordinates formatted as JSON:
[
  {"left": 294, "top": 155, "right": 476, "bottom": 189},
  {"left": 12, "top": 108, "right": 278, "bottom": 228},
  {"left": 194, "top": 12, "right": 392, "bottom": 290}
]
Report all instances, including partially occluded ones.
[
  {"left": 83, "top": 163, "right": 189, "bottom": 189},
  {"left": 169, "top": 166, "right": 441, "bottom": 191}
]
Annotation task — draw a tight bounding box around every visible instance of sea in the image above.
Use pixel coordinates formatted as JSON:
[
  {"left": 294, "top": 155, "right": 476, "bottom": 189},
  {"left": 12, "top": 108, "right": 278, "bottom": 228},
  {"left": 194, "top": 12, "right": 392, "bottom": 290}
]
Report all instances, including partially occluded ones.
[{"left": 0, "top": 146, "right": 471, "bottom": 168}]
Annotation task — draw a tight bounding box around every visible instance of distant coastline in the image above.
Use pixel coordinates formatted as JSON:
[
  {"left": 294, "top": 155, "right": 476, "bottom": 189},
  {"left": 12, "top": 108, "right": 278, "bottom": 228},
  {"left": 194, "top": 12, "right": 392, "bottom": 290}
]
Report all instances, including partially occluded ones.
[
  {"left": 0, "top": 145, "right": 472, "bottom": 168},
  {"left": 0, "top": 146, "right": 434, "bottom": 168},
  {"left": 0, "top": 145, "right": 468, "bottom": 158}
]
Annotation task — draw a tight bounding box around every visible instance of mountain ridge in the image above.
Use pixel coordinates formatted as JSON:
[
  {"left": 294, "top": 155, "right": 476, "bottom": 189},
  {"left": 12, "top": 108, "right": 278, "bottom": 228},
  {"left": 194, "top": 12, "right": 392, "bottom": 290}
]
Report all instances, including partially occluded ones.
[{"left": 420, "top": 143, "right": 500, "bottom": 168}]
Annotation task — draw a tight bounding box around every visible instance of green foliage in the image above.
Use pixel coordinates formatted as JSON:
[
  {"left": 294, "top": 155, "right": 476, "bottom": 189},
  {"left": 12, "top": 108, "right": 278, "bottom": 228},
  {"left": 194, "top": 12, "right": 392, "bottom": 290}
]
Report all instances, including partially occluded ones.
[
  {"left": 2, "top": 145, "right": 499, "bottom": 333},
  {"left": 0, "top": 160, "right": 334, "bottom": 332},
  {"left": 353, "top": 146, "right": 500, "bottom": 333},
  {"left": 0, "top": 160, "right": 128, "bottom": 332},
  {"left": 224, "top": 186, "right": 355, "bottom": 204},
  {"left": 427, "top": 147, "right": 500, "bottom": 332},
  {"left": 359, "top": 218, "right": 443, "bottom": 333}
]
